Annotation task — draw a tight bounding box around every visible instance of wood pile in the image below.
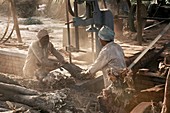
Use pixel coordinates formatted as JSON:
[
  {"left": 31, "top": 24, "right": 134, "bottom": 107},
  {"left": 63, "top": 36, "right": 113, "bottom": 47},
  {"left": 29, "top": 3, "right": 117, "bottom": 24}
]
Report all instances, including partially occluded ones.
[
  {"left": 0, "top": 74, "right": 70, "bottom": 112},
  {"left": 0, "top": 63, "right": 99, "bottom": 113}
]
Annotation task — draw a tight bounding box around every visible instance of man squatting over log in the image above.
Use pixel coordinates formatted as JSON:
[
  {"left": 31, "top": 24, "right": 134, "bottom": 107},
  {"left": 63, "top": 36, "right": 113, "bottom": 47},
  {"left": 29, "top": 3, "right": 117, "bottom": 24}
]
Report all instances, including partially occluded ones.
[
  {"left": 23, "top": 29, "right": 67, "bottom": 83},
  {"left": 81, "top": 26, "right": 134, "bottom": 113}
]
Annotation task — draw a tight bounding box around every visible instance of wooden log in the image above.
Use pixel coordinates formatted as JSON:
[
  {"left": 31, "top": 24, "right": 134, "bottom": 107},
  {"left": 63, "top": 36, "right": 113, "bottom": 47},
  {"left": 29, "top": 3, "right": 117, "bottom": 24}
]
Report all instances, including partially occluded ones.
[
  {"left": 0, "top": 73, "right": 19, "bottom": 85},
  {"left": 0, "top": 82, "right": 68, "bottom": 112},
  {"left": 49, "top": 58, "right": 83, "bottom": 78},
  {"left": 61, "top": 62, "right": 83, "bottom": 78},
  {"left": 0, "top": 89, "right": 47, "bottom": 112},
  {"left": 0, "top": 82, "right": 39, "bottom": 95},
  {"left": 0, "top": 101, "right": 39, "bottom": 113}
]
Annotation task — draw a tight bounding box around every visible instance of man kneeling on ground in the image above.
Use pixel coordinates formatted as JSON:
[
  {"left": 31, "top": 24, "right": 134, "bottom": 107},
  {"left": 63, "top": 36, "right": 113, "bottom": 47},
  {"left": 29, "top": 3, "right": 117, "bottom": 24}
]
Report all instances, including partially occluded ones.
[{"left": 23, "top": 29, "right": 66, "bottom": 83}]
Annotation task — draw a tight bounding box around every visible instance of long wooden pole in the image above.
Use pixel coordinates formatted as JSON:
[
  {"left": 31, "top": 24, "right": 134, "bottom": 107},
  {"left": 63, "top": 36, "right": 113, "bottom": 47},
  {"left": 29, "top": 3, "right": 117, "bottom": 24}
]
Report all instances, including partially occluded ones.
[
  {"left": 128, "top": 22, "right": 170, "bottom": 70},
  {"left": 161, "top": 68, "right": 170, "bottom": 113},
  {"left": 65, "top": 0, "right": 72, "bottom": 63},
  {"left": 136, "top": 0, "right": 142, "bottom": 45},
  {"left": 9, "top": 0, "right": 22, "bottom": 43},
  {"left": 74, "top": 1, "right": 79, "bottom": 50}
]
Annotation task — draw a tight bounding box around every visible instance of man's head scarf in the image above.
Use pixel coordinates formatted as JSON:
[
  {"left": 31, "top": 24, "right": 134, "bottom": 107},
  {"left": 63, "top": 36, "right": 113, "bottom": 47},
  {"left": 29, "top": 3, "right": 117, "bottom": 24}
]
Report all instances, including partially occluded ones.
[
  {"left": 98, "top": 25, "right": 115, "bottom": 41},
  {"left": 37, "top": 29, "right": 48, "bottom": 40}
]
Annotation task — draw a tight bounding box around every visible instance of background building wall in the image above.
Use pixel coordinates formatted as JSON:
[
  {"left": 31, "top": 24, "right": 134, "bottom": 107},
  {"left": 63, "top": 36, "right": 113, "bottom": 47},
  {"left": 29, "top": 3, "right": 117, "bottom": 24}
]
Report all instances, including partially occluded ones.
[{"left": 0, "top": 49, "right": 26, "bottom": 76}]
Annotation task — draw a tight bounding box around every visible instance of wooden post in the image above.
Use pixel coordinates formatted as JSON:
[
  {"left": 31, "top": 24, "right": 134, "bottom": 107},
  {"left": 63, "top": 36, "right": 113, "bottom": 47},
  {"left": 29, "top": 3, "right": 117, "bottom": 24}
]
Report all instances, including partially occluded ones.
[
  {"left": 9, "top": 0, "right": 22, "bottom": 43},
  {"left": 137, "top": 0, "right": 143, "bottom": 45},
  {"left": 65, "top": 0, "right": 72, "bottom": 63},
  {"left": 161, "top": 68, "right": 170, "bottom": 113}
]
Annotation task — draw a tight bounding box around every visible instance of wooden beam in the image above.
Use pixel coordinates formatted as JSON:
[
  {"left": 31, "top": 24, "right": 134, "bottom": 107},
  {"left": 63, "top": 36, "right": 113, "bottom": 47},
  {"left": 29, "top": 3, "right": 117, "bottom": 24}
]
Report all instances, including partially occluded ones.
[
  {"left": 9, "top": 0, "right": 22, "bottom": 43},
  {"left": 136, "top": 0, "right": 143, "bottom": 45}
]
